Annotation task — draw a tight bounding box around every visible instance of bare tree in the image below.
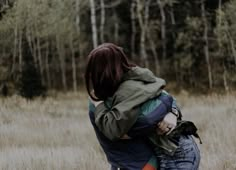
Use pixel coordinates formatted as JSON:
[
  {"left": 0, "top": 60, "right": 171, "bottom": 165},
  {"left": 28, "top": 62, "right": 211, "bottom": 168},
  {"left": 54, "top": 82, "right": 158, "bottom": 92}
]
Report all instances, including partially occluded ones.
[
  {"left": 45, "top": 39, "right": 51, "bottom": 88},
  {"left": 89, "top": 0, "right": 98, "bottom": 48},
  {"left": 75, "top": 0, "right": 80, "bottom": 32},
  {"left": 113, "top": 10, "right": 119, "bottom": 43},
  {"left": 100, "top": 0, "right": 105, "bottom": 43},
  {"left": 26, "top": 27, "right": 34, "bottom": 60},
  {"left": 36, "top": 33, "right": 44, "bottom": 85},
  {"left": 201, "top": 0, "right": 213, "bottom": 89},
  {"left": 157, "top": 0, "right": 166, "bottom": 61},
  {"left": 147, "top": 27, "right": 160, "bottom": 75},
  {"left": 216, "top": 0, "right": 228, "bottom": 92},
  {"left": 11, "top": 23, "right": 18, "bottom": 74},
  {"left": 18, "top": 29, "right": 23, "bottom": 72},
  {"left": 228, "top": 33, "right": 236, "bottom": 65},
  {"left": 169, "top": 1, "right": 175, "bottom": 26},
  {"left": 169, "top": 0, "right": 176, "bottom": 39},
  {"left": 26, "top": 23, "right": 38, "bottom": 69},
  {"left": 31, "top": 30, "right": 38, "bottom": 66},
  {"left": 69, "top": 32, "right": 77, "bottom": 92},
  {"left": 56, "top": 35, "right": 67, "bottom": 91},
  {"left": 130, "top": 0, "right": 136, "bottom": 59},
  {"left": 136, "top": 0, "right": 150, "bottom": 67}
]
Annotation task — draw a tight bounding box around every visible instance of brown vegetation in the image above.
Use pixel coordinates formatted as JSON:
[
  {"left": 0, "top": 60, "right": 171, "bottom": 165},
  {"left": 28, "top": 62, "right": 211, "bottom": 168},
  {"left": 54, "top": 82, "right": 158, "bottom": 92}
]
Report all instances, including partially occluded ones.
[{"left": 0, "top": 93, "right": 235, "bottom": 169}]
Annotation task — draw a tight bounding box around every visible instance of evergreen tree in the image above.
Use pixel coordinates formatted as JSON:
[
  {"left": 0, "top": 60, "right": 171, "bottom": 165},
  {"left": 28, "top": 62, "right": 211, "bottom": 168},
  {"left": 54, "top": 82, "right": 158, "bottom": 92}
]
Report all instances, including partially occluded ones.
[{"left": 19, "top": 37, "right": 46, "bottom": 99}]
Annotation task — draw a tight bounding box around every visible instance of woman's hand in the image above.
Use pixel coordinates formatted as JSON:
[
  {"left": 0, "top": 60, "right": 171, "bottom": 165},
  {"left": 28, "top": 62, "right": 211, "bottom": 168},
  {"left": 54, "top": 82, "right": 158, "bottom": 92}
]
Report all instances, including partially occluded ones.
[{"left": 156, "top": 112, "right": 177, "bottom": 135}]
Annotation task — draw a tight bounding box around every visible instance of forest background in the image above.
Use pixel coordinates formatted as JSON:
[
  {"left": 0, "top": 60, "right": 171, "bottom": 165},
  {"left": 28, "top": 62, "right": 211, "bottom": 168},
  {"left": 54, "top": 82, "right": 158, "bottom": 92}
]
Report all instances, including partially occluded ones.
[{"left": 0, "top": 0, "right": 236, "bottom": 95}]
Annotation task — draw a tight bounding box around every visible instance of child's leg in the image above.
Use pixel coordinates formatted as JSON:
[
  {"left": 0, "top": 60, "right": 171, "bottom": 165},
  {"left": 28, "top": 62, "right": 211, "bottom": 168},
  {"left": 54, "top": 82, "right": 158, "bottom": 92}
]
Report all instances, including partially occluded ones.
[{"left": 156, "top": 135, "right": 200, "bottom": 170}]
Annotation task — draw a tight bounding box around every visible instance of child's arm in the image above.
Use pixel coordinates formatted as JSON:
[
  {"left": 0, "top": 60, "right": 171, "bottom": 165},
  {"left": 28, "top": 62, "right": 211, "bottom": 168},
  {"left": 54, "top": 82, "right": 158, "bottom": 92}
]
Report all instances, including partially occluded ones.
[
  {"left": 92, "top": 90, "right": 178, "bottom": 140},
  {"left": 127, "top": 91, "right": 180, "bottom": 138},
  {"left": 94, "top": 101, "right": 140, "bottom": 141},
  {"left": 93, "top": 79, "right": 165, "bottom": 141},
  {"left": 126, "top": 92, "right": 172, "bottom": 137}
]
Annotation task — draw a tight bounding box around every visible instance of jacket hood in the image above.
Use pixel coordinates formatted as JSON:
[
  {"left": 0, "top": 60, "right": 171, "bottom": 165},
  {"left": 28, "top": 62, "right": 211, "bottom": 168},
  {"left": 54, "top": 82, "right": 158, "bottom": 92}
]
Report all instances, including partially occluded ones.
[{"left": 122, "top": 66, "right": 165, "bottom": 85}]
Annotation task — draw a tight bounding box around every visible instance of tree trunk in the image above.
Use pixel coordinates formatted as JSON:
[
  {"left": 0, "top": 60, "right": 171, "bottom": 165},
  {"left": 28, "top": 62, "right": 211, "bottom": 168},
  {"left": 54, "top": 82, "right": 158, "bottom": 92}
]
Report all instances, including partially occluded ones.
[
  {"left": 201, "top": 0, "right": 213, "bottom": 89},
  {"left": 26, "top": 30, "right": 33, "bottom": 58},
  {"left": 170, "top": 3, "right": 176, "bottom": 26},
  {"left": 229, "top": 35, "right": 236, "bottom": 65},
  {"left": 5, "top": 0, "right": 9, "bottom": 6},
  {"left": 11, "top": 23, "right": 18, "bottom": 74},
  {"left": 225, "top": 29, "right": 236, "bottom": 65},
  {"left": 218, "top": 0, "right": 222, "bottom": 28},
  {"left": 136, "top": 0, "right": 150, "bottom": 67},
  {"left": 45, "top": 39, "right": 51, "bottom": 89},
  {"left": 100, "top": 0, "right": 105, "bottom": 43},
  {"left": 75, "top": 0, "right": 80, "bottom": 32},
  {"left": 143, "top": 0, "right": 151, "bottom": 67},
  {"left": 130, "top": 0, "right": 136, "bottom": 59},
  {"left": 147, "top": 27, "right": 160, "bottom": 75},
  {"left": 26, "top": 25, "right": 36, "bottom": 64},
  {"left": 217, "top": 0, "right": 229, "bottom": 92},
  {"left": 69, "top": 33, "right": 77, "bottom": 92},
  {"left": 216, "top": 0, "right": 222, "bottom": 48},
  {"left": 36, "top": 35, "right": 45, "bottom": 85},
  {"left": 18, "top": 29, "right": 22, "bottom": 72},
  {"left": 157, "top": 0, "right": 166, "bottom": 62},
  {"left": 223, "top": 62, "right": 229, "bottom": 93},
  {"left": 75, "top": 0, "right": 82, "bottom": 64},
  {"left": 31, "top": 27, "right": 38, "bottom": 68},
  {"left": 113, "top": 10, "right": 119, "bottom": 43},
  {"left": 170, "top": 2, "right": 176, "bottom": 39},
  {"left": 56, "top": 35, "right": 67, "bottom": 91},
  {"left": 89, "top": 0, "right": 98, "bottom": 48}
]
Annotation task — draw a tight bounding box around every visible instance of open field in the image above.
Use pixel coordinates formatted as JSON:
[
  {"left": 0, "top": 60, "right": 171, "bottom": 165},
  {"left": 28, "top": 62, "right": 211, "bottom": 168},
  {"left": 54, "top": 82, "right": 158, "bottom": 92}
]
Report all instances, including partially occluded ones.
[{"left": 0, "top": 93, "right": 236, "bottom": 170}]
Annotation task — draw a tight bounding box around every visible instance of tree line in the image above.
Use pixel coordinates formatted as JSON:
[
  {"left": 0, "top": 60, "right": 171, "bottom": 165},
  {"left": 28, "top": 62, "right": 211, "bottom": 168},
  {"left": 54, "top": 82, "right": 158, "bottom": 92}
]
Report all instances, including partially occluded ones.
[{"left": 0, "top": 0, "right": 236, "bottom": 97}]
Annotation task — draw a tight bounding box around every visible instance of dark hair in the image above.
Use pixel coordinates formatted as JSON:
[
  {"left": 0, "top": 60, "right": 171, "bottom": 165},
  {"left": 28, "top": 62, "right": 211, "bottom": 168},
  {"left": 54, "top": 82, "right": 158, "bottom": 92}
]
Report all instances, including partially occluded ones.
[{"left": 85, "top": 43, "right": 135, "bottom": 101}]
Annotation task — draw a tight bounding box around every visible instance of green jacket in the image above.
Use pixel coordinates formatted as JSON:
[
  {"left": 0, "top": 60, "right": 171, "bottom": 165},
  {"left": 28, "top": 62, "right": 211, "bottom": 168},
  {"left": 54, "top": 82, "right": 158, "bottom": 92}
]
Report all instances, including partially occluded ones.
[{"left": 94, "top": 66, "right": 166, "bottom": 140}]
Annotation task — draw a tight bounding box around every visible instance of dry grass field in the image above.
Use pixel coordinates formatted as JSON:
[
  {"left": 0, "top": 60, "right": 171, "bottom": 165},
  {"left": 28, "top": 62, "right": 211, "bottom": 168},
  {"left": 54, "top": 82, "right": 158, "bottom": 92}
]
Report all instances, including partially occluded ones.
[{"left": 0, "top": 92, "right": 235, "bottom": 170}]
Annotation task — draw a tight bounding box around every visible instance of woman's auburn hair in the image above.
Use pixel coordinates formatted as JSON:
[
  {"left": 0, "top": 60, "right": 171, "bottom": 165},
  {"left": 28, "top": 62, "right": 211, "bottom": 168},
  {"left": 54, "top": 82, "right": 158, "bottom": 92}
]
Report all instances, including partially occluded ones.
[{"left": 85, "top": 43, "right": 135, "bottom": 101}]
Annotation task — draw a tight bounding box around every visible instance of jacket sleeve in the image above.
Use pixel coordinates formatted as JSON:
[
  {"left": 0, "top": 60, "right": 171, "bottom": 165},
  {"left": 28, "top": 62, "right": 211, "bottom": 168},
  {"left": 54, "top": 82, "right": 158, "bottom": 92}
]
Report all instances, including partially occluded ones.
[
  {"left": 94, "top": 103, "right": 140, "bottom": 141},
  {"left": 94, "top": 80, "right": 164, "bottom": 141},
  {"left": 127, "top": 92, "right": 174, "bottom": 138}
]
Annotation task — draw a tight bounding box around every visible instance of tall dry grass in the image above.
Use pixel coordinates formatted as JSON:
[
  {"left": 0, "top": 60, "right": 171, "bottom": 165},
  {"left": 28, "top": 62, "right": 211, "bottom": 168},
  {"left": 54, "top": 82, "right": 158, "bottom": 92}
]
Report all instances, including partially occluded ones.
[
  {"left": 178, "top": 94, "right": 236, "bottom": 170},
  {"left": 0, "top": 93, "right": 235, "bottom": 170}
]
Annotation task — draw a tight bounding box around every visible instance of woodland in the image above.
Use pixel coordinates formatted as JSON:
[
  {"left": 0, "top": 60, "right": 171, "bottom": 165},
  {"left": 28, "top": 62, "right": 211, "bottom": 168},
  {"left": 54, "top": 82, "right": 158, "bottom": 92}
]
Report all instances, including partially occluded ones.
[{"left": 0, "top": 0, "right": 236, "bottom": 97}]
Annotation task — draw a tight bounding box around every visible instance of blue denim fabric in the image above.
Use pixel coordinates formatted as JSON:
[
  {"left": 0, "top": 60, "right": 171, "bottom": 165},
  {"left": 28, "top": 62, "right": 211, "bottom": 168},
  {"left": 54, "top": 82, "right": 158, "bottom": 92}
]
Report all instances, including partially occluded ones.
[{"left": 155, "top": 135, "right": 200, "bottom": 170}]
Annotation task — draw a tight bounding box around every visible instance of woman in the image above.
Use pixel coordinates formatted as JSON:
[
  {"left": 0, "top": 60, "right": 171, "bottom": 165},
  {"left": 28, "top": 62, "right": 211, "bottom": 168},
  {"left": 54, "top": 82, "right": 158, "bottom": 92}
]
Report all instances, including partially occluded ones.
[{"left": 85, "top": 43, "right": 200, "bottom": 170}]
